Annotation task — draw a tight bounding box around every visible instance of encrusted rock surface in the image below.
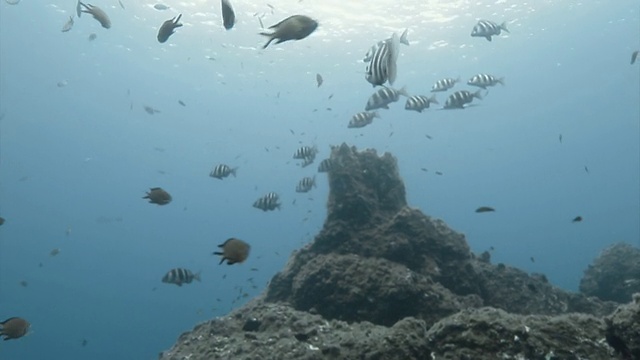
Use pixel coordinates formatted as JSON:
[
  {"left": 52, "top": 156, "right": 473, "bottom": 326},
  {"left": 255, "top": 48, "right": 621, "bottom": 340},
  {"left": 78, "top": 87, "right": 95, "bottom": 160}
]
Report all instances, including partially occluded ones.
[
  {"left": 580, "top": 242, "right": 640, "bottom": 303},
  {"left": 159, "top": 144, "right": 638, "bottom": 360}
]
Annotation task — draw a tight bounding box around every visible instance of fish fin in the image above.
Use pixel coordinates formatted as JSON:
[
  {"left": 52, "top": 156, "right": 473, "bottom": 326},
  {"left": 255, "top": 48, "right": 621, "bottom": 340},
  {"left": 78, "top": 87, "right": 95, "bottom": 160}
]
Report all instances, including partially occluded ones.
[
  {"left": 429, "top": 94, "right": 439, "bottom": 105},
  {"left": 399, "top": 28, "right": 409, "bottom": 46},
  {"left": 231, "top": 167, "right": 238, "bottom": 177},
  {"left": 174, "top": 14, "right": 183, "bottom": 24},
  {"left": 500, "top": 22, "right": 509, "bottom": 33},
  {"left": 497, "top": 77, "right": 505, "bottom": 86},
  {"left": 398, "top": 85, "right": 409, "bottom": 97},
  {"left": 194, "top": 271, "right": 201, "bottom": 282},
  {"left": 485, "top": 36, "right": 492, "bottom": 41},
  {"left": 218, "top": 257, "right": 226, "bottom": 265},
  {"left": 260, "top": 33, "right": 275, "bottom": 49},
  {"left": 473, "top": 89, "right": 484, "bottom": 100},
  {"left": 387, "top": 33, "right": 401, "bottom": 85},
  {"left": 373, "top": 111, "right": 380, "bottom": 118}
]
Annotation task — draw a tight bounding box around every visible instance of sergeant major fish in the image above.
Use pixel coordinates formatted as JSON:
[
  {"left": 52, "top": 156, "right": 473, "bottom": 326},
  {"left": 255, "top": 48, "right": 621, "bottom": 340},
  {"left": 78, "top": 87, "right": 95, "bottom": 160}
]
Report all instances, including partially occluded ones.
[
  {"left": 431, "top": 77, "right": 459, "bottom": 92},
  {"left": 162, "top": 268, "right": 201, "bottom": 286},
  {"left": 78, "top": 2, "right": 111, "bottom": 29},
  {"left": 467, "top": 74, "right": 504, "bottom": 89},
  {"left": 365, "top": 86, "right": 409, "bottom": 111},
  {"left": 293, "top": 145, "right": 318, "bottom": 167},
  {"left": 157, "top": 14, "right": 183, "bottom": 43},
  {"left": 363, "top": 28, "right": 409, "bottom": 62},
  {"left": 318, "top": 158, "right": 333, "bottom": 173},
  {"left": 471, "top": 20, "right": 509, "bottom": 41},
  {"left": 365, "top": 32, "right": 401, "bottom": 87},
  {"left": 348, "top": 111, "right": 379, "bottom": 128},
  {"left": 210, "top": 164, "right": 237, "bottom": 179},
  {"left": 253, "top": 192, "right": 281, "bottom": 211},
  {"left": 443, "top": 90, "right": 483, "bottom": 109},
  {"left": 295, "top": 176, "right": 316, "bottom": 193},
  {"left": 405, "top": 95, "right": 438, "bottom": 113}
]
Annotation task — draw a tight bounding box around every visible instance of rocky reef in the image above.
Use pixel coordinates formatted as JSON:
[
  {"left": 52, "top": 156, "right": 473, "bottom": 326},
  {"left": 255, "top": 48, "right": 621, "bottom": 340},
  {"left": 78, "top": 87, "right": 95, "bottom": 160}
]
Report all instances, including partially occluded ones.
[{"left": 160, "top": 144, "right": 639, "bottom": 360}]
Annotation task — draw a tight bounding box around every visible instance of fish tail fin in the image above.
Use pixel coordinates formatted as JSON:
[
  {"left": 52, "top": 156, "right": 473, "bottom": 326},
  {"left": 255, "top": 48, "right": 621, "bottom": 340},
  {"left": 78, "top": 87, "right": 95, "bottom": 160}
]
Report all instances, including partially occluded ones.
[
  {"left": 485, "top": 36, "right": 492, "bottom": 41},
  {"left": 500, "top": 22, "right": 509, "bottom": 33},
  {"left": 455, "top": 76, "right": 461, "bottom": 83},
  {"left": 473, "top": 89, "right": 484, "bottom": 100},
  {"left": 194, "top": 271, "right": 202, "bottom": 282},
  {"left": 373, "top": 111, "right": 380, "bottom": 119},
  {"left": 429, "top": 94, "right": 439, "bottom": 105},
  {"left": 497, "top": 77, "right": 505, "bottom": 86},
  {"left": 399, "top": 28, "right": 409, "bottom": 46},
  {"left": 260, "top": 33, "right": 275, "bottom": 49},
  {"left": 312, "top": 175, "right": 317, "bottom": 188},
  {"left": 231, "top": 167, "right": 238, "bottom": 177},
  {"left": 398, "top": 86, "right": 409, "bottom": 97}
]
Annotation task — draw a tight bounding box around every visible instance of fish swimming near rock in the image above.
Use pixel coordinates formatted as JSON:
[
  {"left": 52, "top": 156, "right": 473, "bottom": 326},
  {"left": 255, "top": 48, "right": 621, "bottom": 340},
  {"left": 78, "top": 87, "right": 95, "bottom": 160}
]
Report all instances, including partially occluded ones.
[
  {"left": 295, "top": 176, "right": 316, "bottom": 193},
  {"left": 348, "top": 111, "right": 379, "bottom": 128},
  {"left": 0, "top": 317, "right": 30, "bottom": 340},
  {"left": 365, "top": 86, "right": 409, "bottom": 111},
  {"left": 162, "top": 268, "right": 201, "bottom": 286},
  {"left": 318, "top": 158, "right": 333, "bottom": 173},
  {"left": 293, "top": 145, "right": 318, "bottom": 167},
  {"left": 61, "top": 16, "right": 74, "bottom": 32},
  {"left": 253, "top": 192, "right": 280, "bottom": 211},
  {"left": 209, "top": 164, "right": 237, "bottom": 179},
  {"left": 467, "top": 74, "right": 504, "bottom": 89},
  {"left": 221, "top": 0, "right": 235, "bottom": 30},
  {"left": 157, "top": 14, "right": 183, "bottom": 43},
  {"left": 471, "top": 19, "right": 508, "bottom": 41},
  {"left": 405, "top": 95, "right": 438, "bottom": 113},
  {"left": 475, "top": 206, "right": 495, "bottom": 213},
  {"left": 443, "top": 90, "right": 483, "bottom": 109},
  {"left": 431, "top": 77, "right": 459, "bottom": 92},
  {"left": 260, "top": 15, "right": 318, "bottom": 49},
  {"left": 78, "top": 2, "right": 111, "bottom": 29},
  {"left": 143, "top": 187, "right": 172, "bottom": 205},
  {"left": 365, "top": 32, "right": 401, "bottom": 87},
  {"left": 213, "top": 238, "right": 250, "bottom": 265}
]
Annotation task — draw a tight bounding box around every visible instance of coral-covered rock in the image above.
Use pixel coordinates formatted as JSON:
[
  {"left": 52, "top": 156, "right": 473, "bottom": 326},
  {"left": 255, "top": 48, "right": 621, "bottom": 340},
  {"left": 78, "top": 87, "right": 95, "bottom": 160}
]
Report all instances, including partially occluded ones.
[{"left": 580, "top": 242, "right": 640, "bottom": 303}]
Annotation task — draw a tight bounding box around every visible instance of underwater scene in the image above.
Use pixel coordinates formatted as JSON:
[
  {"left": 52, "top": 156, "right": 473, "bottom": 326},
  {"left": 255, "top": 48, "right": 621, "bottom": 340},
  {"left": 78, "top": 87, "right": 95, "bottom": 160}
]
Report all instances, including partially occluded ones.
[{"left": 0, "top": 0, "right": 639, "bottom": 359}]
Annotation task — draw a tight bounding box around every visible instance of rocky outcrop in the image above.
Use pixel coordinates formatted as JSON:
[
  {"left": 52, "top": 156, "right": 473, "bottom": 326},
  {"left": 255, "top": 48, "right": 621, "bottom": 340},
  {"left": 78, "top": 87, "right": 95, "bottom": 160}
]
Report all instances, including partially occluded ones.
[
  {"left": 580, "top": 242, "right": 640, "bottom": 303},
  {"left": 159, "top": 144, "right": 637, "bottom": 360}
]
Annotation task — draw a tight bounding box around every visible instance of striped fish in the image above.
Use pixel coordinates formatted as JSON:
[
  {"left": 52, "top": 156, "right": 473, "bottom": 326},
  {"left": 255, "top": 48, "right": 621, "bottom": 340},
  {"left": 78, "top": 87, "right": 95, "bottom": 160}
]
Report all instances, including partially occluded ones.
[
  {"left": 471, "top": 20, "right": 509, "bottom": 41},
  {"left": 296, "top": 176, "right": 316, "bottom": 193},
  {"left": 363, "top": 29, "right": 409, "bottom": 62},
  {"left": 365, "top": 86, "right": 409, "bottom": 111},
  {"left": 162, "top": 268, "right": 201, "bottom": 286},
  {"left": 209, "top": 164, "right": 237, "bottom": 179},
  {"left": 318, "top": 158, "right": 333, "bottom": 173},
  {"left": 253, "top": 192, "right": 281, "bottom": 211},
  {"left": 365, "top": 32, "right": 401, "bottom": 87},
  {"left": 431, "top": 77, "right": 460, "bottom": 92},
  {"left": 467, "top": 74, "right": 504, "bottom": 89},
  {"left": 293, "top": 145, "right": 318, "bottom": 167},
  {"left": 348, "top": 111, "right": 379, "bottom": 128},
  {"left": 405, "top": 95, "right": 438, "bottom": 113},
  {"left": 444, "top": 90, "right": 483, "bottom": 109}
]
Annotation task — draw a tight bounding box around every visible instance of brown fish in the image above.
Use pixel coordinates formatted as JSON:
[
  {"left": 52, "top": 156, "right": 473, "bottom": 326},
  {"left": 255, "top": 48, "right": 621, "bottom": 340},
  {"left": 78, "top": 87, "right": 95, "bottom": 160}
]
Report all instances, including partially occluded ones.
[
  {"left": 572, "top": 216, "right": 582, "bottom": 223},
  {"left": 143, "top": 187, "right": 172, "bottom": 205},
  {"left": 79, "top": 2, "right": 111, "bottom": 29},
  {"left": 157, "top": 14, "right": 183, "bottom": 43},
  {"left": 260, "top": 15, "right": 318, "bottom": 49},
  {"left": 316, "top": 73, "right": 323, "bottom": 87},
  {"left": 213, "top": 238, "right": 250, "bottom": 265},
  {"left": 0, "top": 216, "right": 5, "bottom": 226},
  {"left": 475, "top": 206, "right": 495, "bottom": 213},
  {"left": 0, "top": 317, "right": 30, "bottom": 340},
  {"left": 632, "top": 50, "right": 639, "bottom": 65}
]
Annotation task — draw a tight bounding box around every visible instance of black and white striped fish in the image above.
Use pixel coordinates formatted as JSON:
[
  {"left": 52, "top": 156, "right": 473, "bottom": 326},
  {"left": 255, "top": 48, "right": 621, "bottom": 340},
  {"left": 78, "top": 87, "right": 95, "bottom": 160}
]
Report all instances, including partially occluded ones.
[
  {"left": 318, "top": 158, "right": 333, "bottom": 173},
  {"left": 162, "top": 268, "right": 201, "bottom": 287},
  {"left": 405, "top": 95, "right": 438, "bottom": 113},
  {"left": 348, "top": 111, "right": 379, "bottom": 128},
  {"left": 209, "top": 164, "right": 237, "bottom": 179},
  {"left": 471, "top": 20, "right": 509, "bottom": 41},
  {"left": 365, "top": 32, "right": 401, "bottom": 87},
  {"left": 444, "top": 90, "right": 483, "bottom": 109},
  {"left": 363, "top": 29, "right": 409, "bottom": 62},
  {"left": 296, "top": 176, "right": 316, "bottom": 193},
  {"left": 467, "top": 74, "right": 504, "bottom": 89},
  {"left": 365, "top": 86, "right": 409, "bottom": 111},
  {"left": 293, "top": 145, "right": 318, "bottom": 167},
  {"left": 431, "top": 77, "right": 460, "bottom": 92},
  {"left": 253, "top": 192, "right": 281, "bottom": 211}
]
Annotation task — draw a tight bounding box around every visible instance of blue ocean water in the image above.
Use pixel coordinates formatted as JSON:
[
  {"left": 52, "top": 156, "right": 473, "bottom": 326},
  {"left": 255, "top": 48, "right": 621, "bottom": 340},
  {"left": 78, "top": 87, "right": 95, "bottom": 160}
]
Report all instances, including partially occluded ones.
[{"left": 0, "top": 0, "right": 638, "bottom": 358}]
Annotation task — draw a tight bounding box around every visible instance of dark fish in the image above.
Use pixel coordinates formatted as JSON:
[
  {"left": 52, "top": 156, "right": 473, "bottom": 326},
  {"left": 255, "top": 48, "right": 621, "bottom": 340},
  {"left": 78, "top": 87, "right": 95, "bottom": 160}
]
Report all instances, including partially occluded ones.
[
  {"left": 468, "top": 74, "right": 504, "bottom": 89},
  {"left": 365, "top": 32, "right": 400, "bottom": 86},
  {"left": 318, "top": 158, "right": 333, "bottom": 172},
  {"left": 475, "top": 206, "right": 495, "bottom": 213},
  {"left": 559, "top": 134, "right": 562, "bottom": 143},
  {"left": 405, "top": 95, "right": 438, "bottom": 112},
  {"left": 431, "top": 77, "right": 459, "bottom": 92},
  {"left": 143, "top": 105, "right": 160, "bottom": 114},
  {"left": 81, "top": 339, "right": 88, "bottom": 347},
  {"left": 162, "top": 268, "right": 201, "bottom": 286},
  {"left": 631, "top": 50, "right": 639, "bottom": 65},
  {"left": 530, "top": 257, "right": 535, "bottom": 263},
  {"left": 178, "top": 100, "right": 186, "bottom": 106},
  {"left": 584, "top": 166, "right": 589, "bottom": 173},
  {"left": 296, "top": 176, "right": 316, "bottom": 193},
  {"left": 154, "top": 4, "right": 169, "bottom": 10},
  {"left": 214, "top": 238, "right": 250, "bottom": 265},
  {"left": 435, "top": 171, "right": 443, "bottom": 175},
  {"left": 572, "top": 216, "right": 582, "bottom": 222},
  {"left": 221, "top": 0, "right": 235, "bottom": 30},
  {"left": 260, "top": 15, "right": 318, "bottom": 49},
  {"left": 157, "top": 14, "right": 183, "bottom": 43},
  {"left": 348, "top": 111, "right": 379, "bottom": 128},
  {"left": 443, "top": 90, "right": 483, "bottom": 109},
  {"left": 19, "top": 280, "right": 28, "bottom": 287},
  {"left": 316, "top": 73, "right": 323, "bottom": 87},
  {"left": 76, "top": 0, "right": 82, "bottom": 17},
  {"left": 79, "top": 2, "right": 111, "bottom": 29},
  {"left": 50, "top": 248, "right": 61, "bottom": 256},
  {"left": 253, "top": 192, "right": 281, "bottom": 211},
  {"left": 365, "top": 86, "right": 408, "bottom": 111},
  {"left": 0, "top": 317, "right": 30, "bottom": 340},
  {"left": 118, "top": 0, "right": 124, "bottom": 10},
  {"left": 143, "top": 187, "right": 172, "bottom": 205},
  {"left": 471, "top": 19, "right": 508, "bottom": 41},
  {"left": 88, "top": 33, "right": 97, "bottom": 41},
  {"left": 0, "top": 216, "right": 5, "bottom": 226},
  {"left": 209, "top": 164, "right": 237, "bottom": 179}
]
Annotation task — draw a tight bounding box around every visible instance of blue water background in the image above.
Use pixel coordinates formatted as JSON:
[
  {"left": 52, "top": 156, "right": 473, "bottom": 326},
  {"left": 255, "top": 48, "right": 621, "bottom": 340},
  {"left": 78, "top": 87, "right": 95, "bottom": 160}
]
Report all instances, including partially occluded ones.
[{"left": 0, "top": 0, "right": 638, "bottom": 359}]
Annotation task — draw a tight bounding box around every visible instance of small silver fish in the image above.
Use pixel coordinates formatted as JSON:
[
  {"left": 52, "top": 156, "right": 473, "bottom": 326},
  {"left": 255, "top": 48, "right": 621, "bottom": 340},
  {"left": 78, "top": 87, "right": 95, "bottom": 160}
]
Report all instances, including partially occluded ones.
[
  {"left": 154, "top": 3, "right": 169, "bottom": 10},
  {"left": 61, "top": 16, "right": 74, "bottom": 32}
]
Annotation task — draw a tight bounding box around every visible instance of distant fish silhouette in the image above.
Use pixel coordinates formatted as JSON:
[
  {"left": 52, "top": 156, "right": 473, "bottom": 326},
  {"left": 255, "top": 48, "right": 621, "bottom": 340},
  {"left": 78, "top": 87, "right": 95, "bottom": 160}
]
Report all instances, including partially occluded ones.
[
  {"left": 631, "top": 50, "right": 639, "bottom": 65},
  {"left": 572, "top": 216, "right": 582, "bottom": 223},
  {"left": 475, "top": 206, "right": 495, "bottom": 213}
]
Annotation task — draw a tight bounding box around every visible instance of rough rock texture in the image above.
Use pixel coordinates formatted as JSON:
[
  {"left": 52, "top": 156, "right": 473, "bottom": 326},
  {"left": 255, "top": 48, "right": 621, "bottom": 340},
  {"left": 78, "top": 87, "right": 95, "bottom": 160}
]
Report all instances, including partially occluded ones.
[
  {"left": 580, "top": 242, "right": 640, "bottom": 303},
  {"left": 160, "top": 144, "right": 638, "bottom": 360}
]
